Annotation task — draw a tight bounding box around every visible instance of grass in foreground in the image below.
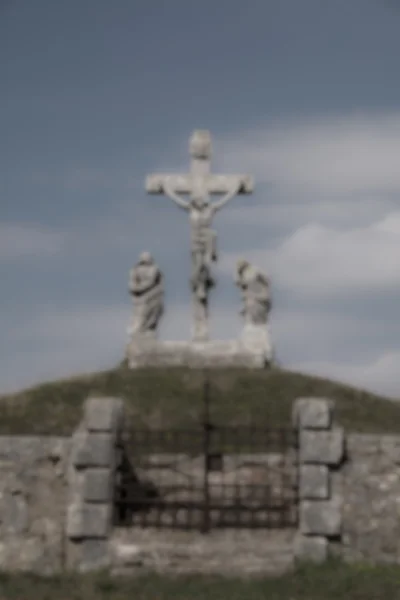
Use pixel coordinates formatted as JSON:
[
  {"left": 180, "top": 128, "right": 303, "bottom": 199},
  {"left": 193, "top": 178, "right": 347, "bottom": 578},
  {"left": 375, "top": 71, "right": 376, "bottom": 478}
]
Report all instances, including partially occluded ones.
[
  {"left": 1, "top": 560, "right": 400, "bottom": 599},
  {"left": 0, "top": 364, "right": 399, "bottom": 435}
]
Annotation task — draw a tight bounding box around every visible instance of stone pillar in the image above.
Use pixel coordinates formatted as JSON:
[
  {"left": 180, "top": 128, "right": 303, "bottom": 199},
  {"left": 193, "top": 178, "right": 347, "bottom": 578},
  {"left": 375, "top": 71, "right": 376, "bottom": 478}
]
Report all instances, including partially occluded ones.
[
  {"left": 292, "top": 397, "right": 345, "bottom": 563},
  {"left": 66, "top": 397, "right": 124, "bottom": 571}
]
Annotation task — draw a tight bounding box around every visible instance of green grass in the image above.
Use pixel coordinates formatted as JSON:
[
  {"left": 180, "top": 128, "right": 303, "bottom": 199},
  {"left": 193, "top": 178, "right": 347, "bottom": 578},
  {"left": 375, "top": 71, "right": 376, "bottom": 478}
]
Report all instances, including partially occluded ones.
[
  {"left": 0, "top": 364, "right": 400, "bottom": 435},
  {"left": 1, "top": 560, "right": 400, "bottom": 599}
]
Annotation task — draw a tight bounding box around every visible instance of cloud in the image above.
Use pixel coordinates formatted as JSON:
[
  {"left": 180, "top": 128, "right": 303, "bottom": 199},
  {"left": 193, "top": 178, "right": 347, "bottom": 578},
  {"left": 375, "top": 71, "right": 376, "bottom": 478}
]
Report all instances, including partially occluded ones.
[
  {"left": 217, "top": 112, "right": 400, "bottom": 196},
  {"left": 214, "top": 111, "right": 400, "bottom": 299},
  {"left": 0, "top": 223, "right": 66, "bottom": 261},
  {"left": 224, "top": 195, "right": 397, "bottom": 231},
  {"left": 220, "top": 211, "right": 400, "bottom": 297}
]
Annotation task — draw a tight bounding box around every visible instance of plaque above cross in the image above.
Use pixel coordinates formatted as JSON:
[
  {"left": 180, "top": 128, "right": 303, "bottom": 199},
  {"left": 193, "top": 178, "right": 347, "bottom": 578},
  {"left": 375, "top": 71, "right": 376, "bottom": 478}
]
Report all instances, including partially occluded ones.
[{"left": 145, "top": 130, "right": 253, "bottom": 198}]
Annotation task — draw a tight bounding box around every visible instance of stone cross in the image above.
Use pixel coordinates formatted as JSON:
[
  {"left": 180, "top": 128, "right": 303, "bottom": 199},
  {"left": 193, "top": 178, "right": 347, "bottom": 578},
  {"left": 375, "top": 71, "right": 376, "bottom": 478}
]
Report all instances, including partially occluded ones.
[
  {"left": 145, "top": 130, "right": 253, "bottom": 341},
  {"left": 146, "top": 130, "right": 253, "bottom": 199}
]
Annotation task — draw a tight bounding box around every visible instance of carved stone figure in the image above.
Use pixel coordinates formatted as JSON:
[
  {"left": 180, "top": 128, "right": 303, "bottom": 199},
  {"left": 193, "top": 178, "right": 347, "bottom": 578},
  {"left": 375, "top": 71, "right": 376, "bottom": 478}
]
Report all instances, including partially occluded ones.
[
  {"left": 146, "top": 130, "right": 253, "bottom": 341},
  {"left": 128, "top": 252, "right": 164, "bottom": 339},
  {"left": 164, "top": 181, "right": 240, "bottom": 289},
  {"left": 163, "top": 180, "right": 241, "bottom": 341},
  {"left": 235, "top": 259, "right": 271, "bottom": 326}
]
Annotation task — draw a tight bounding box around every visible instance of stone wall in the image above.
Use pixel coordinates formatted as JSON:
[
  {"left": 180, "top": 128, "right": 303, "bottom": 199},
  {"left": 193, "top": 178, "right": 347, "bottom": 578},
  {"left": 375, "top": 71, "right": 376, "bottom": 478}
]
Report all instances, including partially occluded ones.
[
  {"left": 110, "top": 528, "right": 295, "bottom": 576},
  {"left": 0, "top": 396, "right": 124, "bottom": 574},
  {"left": 294, "top": 398, "right": 400, "bottom": 566},
  {"left": 0, "top": 436, "right": 70, "bottom": 573},
  {"left": 333, "top": 433, "right": 400, "bottom": 564},
  {"left": 2, "top": 395, "right": 400, "bottom": 574}
]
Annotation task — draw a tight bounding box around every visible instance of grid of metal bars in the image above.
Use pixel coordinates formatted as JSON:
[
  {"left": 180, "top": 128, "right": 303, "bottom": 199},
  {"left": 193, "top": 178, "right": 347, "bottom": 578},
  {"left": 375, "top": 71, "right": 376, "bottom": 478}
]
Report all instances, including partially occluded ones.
[{"left": 113, "top": 425, "right": 299, "bottom": 532}]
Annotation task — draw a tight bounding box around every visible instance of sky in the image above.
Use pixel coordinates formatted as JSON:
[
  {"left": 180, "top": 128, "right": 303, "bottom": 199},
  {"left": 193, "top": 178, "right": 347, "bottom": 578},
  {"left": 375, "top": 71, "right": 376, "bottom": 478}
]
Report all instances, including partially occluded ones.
[{"left": 1, "top": 0, "right": 400, "bottom": 397}]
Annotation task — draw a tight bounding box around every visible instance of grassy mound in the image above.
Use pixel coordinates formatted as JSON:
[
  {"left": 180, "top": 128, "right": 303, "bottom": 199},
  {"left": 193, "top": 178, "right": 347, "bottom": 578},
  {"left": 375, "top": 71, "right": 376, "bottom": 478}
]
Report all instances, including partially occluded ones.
[{"left": 0, "top": 365, "right": 399, "bottom": 435}]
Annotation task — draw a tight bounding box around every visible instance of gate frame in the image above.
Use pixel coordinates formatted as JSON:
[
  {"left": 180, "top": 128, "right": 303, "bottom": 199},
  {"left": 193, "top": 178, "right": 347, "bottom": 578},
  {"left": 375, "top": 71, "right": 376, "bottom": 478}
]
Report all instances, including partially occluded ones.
[
  {"left": 65, "top": 394, "right": 344, "bottom": 571},
  {"left": 113, "top": 376, "right": 300, "bottom": 532}
]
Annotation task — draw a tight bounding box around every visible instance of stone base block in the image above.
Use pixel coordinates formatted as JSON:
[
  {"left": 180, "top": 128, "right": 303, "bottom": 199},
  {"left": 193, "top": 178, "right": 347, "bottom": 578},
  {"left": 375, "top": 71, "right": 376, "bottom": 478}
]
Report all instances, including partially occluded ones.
[
  {"left": 126, "top": 339, "right": 272, "bottom": 369},
  {"left": 300, "top": 499, "right": 341, "bottom": 537},
  {"left": 294, "top": 534, "right": 328, "bottom": 563}
]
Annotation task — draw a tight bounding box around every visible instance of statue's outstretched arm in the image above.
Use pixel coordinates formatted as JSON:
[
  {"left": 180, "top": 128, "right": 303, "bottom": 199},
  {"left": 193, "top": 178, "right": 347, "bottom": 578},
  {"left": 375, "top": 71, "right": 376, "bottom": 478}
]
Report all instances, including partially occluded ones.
[
  {"left": 213, "top": 181, "right": 242, "bottom": 212},
  {"left": 164, "top": 178, "right": 190, "bottom": 210}
]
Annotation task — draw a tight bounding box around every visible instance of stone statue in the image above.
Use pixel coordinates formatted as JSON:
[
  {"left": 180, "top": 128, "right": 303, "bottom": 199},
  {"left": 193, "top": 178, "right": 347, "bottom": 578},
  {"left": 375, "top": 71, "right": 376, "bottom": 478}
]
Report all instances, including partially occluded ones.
[
  {"left": 128, "top": 252, "right": 164, "bottom": 339},
  {"left": 146, "top": 129, "right": 253, "bottom": 342},
  {"left": 164, "top": 182, "right": 240, "bottom": 340},
  {"left": 164, "top": 181, "right": 240, "bottom": 284},
  {"left": 235, "top": 259, "right": 271, "bottom": 326}
]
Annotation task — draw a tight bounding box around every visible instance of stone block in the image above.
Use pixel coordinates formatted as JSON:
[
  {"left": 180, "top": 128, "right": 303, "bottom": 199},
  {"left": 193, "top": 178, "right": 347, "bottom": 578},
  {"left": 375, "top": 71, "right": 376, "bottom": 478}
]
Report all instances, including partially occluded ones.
[
  {"left": 0, "top": 537, "right": 51, "bottom": 572},
  {"left": 83, "top": 468, "right": 113, "bottom": 503},
  {"left": 126, "top": 339, "right": 271, "bottom": 368},
  {"left": 66, "top": 504, "right": 111, "bottom": 540},
  {"left": 300, "top": 499, "right": 341, "bottom": 537},
  {"left": 66, "top": 503, "right": 84, "bottom": 540},
  {"left": 80, "top": 539, "right": 111, "bottom": 572},
  {"left": 300, "top": 428, "right": 344, "bottom": 465},
  {"left": 84, "top": 397, "right": 124, "bottom": 434},
  {"left": 299, "top": 465, "right": 329, "bottom": 499},
  {"left": 73, "top": 433, "right": 114, "bottom": 468},
  {"left": 294, "top": 534, "right": 328, "bottom": 563},
  {"left": 292, "top": 397, "right": 333, "bottom": 430},
  {"left": 380, "top": 436, "right": 400, "bottom": 463},
  {"left": 111, "top": 541, "right": 142, "bottom": 566},
  {"left": 2, "top": 492, "right": 28, "bottom": 534}
]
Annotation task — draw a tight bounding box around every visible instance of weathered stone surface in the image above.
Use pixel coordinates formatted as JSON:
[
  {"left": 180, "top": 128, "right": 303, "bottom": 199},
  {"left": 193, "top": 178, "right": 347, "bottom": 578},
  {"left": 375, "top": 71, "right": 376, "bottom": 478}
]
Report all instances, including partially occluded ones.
[
  {"left": 127, "top": 339, "right": 271, "bottom": 368},
  {"left": 0, "top": 436, "right": 70, "bottom": 463},
  {"left": 128, "top": 252, "right": 164, "bottom": 340},
  {"left": 299, "top": 465, "right": 329, "bottom": 499},
  {"left": 294, "top": 534, "right": 328, "bottom": 563},
  {"left": 300, "top": 428, "right": 344, "bottom": 465},
  {"left": 334, "top": 433, "right": 400, "bottom": 564},
  {"left": 235, "top": 261, "right": 274, "bottom": 363},
  {"left": 292, "top": 398, "right": 333, "bottom": 430},
  {"left": 300, "top": 499, "right": 341, "bottom": 536},
  {"left": 112, "top": 541, "right": 143, "bottom": 566},
  {"left": 66, "top": 503, "right": 84, "bottom": 540},
  {"left": 74, "top": 433, "right": 114, "bottom": 468},
  {"left": 0, "top": 436, "right": 69, "bottom": 573},
  {"left": 111, "top": 528, "right": 295, "bottom": 576},
  {"left": 83, "top": 468, "right": 112, "bottom": 503},
  {"left": 80, "top": 539, "right": 111, "bottom": 572},
  {"left": 84, "top": 397, "right": 123, "bottom": 434},
  {"left": 2, "top": 492, "right": 28, "bottom": 535},
  {"left": 380, "top": 436, "right": 400, "bottom": 464},
  {"left": 0, "top": 537, "right": 62, "bottom": 574},
  {"left": 66, "top": 504, "right": 111, "bottom": 539}
]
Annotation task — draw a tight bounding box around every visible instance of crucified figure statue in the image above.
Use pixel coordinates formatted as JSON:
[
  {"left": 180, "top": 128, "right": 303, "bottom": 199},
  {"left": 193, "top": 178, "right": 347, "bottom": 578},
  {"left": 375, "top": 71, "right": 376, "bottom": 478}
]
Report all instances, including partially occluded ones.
[
  {"left": 145, "top": 130, "right": 253, "bottom": 341},
  {"left": 163, "top": 178, "right": 241, "bottom": 292}
]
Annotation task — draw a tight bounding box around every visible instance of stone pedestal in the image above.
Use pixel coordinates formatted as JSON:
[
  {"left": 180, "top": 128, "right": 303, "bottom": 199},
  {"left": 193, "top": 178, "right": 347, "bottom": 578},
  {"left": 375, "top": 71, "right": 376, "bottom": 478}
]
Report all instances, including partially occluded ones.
[
  {"left": 241, "top": 323, "right": 273, "bottom": 361},
  {"left": 126, "top": 339, "right": 272, "bottom": 369}
]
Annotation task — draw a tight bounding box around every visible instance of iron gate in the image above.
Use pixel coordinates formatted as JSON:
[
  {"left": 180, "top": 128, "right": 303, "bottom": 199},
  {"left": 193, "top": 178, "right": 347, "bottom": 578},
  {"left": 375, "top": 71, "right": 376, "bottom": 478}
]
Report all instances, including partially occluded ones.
[{"left": 113, "top": 380, "right": 299, "bottom": 532}]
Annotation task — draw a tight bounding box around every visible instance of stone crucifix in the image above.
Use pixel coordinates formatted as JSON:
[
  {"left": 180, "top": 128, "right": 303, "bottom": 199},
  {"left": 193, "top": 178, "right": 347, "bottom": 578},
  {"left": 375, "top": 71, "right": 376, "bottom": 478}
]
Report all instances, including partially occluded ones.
[{"left": 145, "top": 130, "right": 253, "bottom": 342}]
